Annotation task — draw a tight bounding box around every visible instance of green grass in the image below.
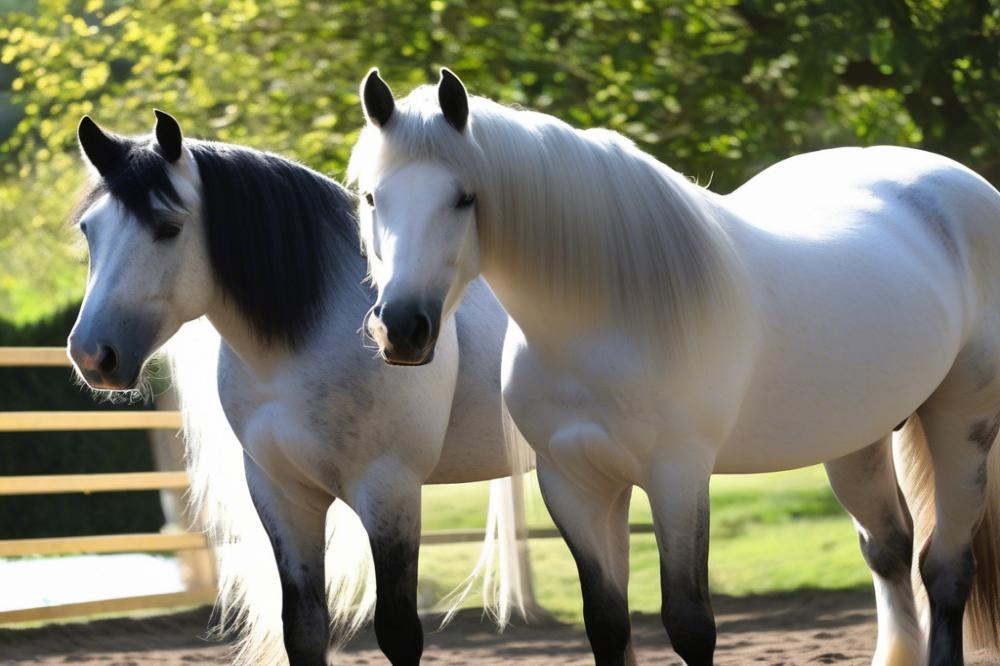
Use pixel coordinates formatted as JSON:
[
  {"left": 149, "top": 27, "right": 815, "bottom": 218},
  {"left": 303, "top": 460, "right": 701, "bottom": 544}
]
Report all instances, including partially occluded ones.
[{"left": 418, "top": 466, "right": 871, "bottom": 623}]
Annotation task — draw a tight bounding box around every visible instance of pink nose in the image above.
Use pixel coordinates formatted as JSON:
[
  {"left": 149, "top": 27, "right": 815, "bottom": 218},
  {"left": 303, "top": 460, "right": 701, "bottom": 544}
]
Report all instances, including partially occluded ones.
[
  {"left": 69, "top": 345, "right": 99, "bottom": 372},
  {"left": 68, "top": 337, "right": 118, "bottom": 375}
]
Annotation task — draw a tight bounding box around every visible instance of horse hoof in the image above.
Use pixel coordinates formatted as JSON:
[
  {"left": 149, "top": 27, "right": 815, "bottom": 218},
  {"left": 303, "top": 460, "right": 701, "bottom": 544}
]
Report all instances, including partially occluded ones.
[{"left": 873, "top": 635, "right": 924, "bottom": 666}]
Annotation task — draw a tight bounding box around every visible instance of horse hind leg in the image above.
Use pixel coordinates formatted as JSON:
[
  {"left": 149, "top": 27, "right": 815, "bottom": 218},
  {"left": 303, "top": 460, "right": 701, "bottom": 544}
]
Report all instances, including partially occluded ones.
[
  {"left": 913, "top": 406, "right": 999, "bottom": 666},
  {"left": 825, "top": 436, "right": 923, "bottom": 666},
  {"left": 536, "top": 454, "right": 634, "bottom": 666}
]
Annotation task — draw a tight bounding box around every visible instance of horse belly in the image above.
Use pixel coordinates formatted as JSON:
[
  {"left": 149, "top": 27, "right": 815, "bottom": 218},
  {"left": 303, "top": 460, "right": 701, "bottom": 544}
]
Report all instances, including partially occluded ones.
[
  {"left": 717, "top": 237, "right": 966, "bottom": 473},
  {"left": 428, "top": 279, "right": 512, "bottom": 483}
]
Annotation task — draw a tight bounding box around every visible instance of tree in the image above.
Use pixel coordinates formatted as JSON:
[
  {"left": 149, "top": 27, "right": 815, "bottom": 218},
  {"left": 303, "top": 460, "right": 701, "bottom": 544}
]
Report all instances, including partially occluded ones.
[{"left": 1, "top": 0, "right": 997, "bottom": 322}]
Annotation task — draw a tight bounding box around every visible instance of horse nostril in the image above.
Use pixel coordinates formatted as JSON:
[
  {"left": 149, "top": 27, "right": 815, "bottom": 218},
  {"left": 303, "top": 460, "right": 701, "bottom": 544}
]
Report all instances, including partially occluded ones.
[
  {"left": 97, "top": 344, "right": 118, "bottom": 375},
  {"left": 409, "top": 312, "right": 432, "bottom": 350}
]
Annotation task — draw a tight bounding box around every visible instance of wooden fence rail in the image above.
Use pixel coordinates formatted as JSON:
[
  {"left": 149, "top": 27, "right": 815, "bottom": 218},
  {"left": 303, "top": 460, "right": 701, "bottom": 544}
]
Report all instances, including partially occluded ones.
[
  {"left": 0, "top": 471, "right": 190, "bottom": 495},
  {"left": 0, "top": 347, "right": 74, "bottom": 367},
  {"left": 0, "top": 532, "right": 208, "bottom": 558},
  {"left": 0, "top": 411, "right": 183, "bottom": 432},
  {"left": 0, "top": 346, "right": 207, "bottom": 625},
  {"left": 0, "top": 590, "right": 220, "bottom": 625}
]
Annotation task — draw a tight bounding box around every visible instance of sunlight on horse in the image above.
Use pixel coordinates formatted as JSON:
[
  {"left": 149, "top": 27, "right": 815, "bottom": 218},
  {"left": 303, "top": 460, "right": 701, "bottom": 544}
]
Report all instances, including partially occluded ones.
[
  {"left": 350, "top": 68, "right": 1000, "bottom": 666},
  {"left": 68, "top": 111, "right": 534, "bottom": 666}
]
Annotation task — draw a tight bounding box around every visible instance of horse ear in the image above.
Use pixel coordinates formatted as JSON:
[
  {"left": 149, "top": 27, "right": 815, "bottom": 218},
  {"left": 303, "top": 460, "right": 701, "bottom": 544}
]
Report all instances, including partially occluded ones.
[
  {"left": 437, "top": 68, "right": 468, "bottom": 133},
  {"left": 361, "top": 68, "right": 395, "bottom": 128},
  {"left": 153, "top": 109, "right": 183, "bottom": 162},
  {"left": 78, "top": 116, "right": 125, "bottom": 176}
]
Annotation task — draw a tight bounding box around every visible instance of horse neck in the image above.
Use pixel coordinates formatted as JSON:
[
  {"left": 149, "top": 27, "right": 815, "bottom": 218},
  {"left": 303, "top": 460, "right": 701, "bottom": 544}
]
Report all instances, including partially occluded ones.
[
  {"left": 204, "top": 297, "right": 283, "bottom": 376},
  {"left": 472, "top": 117, "right": 747, "bottom": 358},
  {"left": 204, "top": 223, "right": 366, "bottom": 378}
]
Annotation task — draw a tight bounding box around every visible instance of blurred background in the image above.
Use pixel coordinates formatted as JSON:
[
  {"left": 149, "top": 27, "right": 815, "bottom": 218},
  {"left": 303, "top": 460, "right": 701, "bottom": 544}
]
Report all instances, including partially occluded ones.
[{"left": 1, "top": 0, "right": 999, "bottom": 633}]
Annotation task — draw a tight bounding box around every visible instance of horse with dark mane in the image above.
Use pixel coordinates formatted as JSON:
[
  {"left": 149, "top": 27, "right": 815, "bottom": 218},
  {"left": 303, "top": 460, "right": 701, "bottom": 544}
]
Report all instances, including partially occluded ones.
[{"left": 69, "top": 110, "right": 532, "bottom": 665}]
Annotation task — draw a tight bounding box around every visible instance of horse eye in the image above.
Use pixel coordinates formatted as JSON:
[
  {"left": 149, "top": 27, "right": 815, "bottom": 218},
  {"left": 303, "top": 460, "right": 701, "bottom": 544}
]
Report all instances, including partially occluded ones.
[
  {"left": 79, "top": 222, "right": 88, "bottom": 237},
  {"left": 456, "top": 192, "right": 476, "bottom": 209},
  {"left": 364, "top": 192, "right": 374, "bottom": 207},
  {"left": 154, "top": 223, "right": 181, "bottom": 241}
]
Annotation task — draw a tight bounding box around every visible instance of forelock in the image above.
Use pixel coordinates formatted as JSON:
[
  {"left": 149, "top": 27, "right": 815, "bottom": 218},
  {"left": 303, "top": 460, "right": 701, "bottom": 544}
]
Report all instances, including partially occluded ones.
[
  {"left": 349, "top": 85, "right": 484, "bottom": 191},
  {"left": 91, "top": 136, "right": 185, "bottom": 226}
]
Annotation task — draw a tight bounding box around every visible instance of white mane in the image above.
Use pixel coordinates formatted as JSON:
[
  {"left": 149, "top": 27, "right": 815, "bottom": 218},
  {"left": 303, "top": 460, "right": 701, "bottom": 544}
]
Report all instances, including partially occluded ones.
[{"left": 350, "top": 86, "right": 748, "bottom": 363}]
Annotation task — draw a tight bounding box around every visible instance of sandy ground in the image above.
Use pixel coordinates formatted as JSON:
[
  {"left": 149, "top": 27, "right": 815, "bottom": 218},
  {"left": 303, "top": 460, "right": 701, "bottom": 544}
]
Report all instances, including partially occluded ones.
[{"left": 0, "top": 589, "right": 995, "bottom": 665}]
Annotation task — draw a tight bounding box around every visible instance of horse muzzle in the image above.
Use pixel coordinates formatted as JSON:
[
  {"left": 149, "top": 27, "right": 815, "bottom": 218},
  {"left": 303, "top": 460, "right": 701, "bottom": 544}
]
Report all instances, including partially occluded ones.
[
  {"left": 370, "top": 299, "right": 441, "bottom": 366},
  {"left": 67, "top": 317, "right": 158, "bottom": 391},
  {"left": 68, "top": 335, "right": 145, "bottom": 391}
]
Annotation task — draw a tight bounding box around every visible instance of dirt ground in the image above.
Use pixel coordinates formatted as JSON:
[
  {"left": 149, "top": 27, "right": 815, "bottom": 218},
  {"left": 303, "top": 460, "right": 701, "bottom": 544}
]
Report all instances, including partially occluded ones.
[{"left": 0, "top": 589, "right": 995, "bottom": 665}]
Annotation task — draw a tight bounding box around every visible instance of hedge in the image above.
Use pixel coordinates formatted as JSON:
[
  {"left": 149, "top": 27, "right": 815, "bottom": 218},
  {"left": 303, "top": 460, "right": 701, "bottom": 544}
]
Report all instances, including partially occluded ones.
[{"left": 0, "top": 303, "right": 165, "bottom": 540}]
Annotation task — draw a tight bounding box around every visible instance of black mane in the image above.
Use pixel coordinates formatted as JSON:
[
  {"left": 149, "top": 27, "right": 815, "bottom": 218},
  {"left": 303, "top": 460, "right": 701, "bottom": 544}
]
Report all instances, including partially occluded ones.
[{"left": 81, "top": 136, "right": 360, "bottom": 349}]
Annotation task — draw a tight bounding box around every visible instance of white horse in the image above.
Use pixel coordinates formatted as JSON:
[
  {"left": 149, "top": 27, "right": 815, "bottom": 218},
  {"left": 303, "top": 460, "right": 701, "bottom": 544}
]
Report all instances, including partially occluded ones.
[
  {"left": 67, "top": 111, "right": 531, "bottom": 666},
  {"left": 349, "top": 68, "right": 1000, "bottom": 666}
]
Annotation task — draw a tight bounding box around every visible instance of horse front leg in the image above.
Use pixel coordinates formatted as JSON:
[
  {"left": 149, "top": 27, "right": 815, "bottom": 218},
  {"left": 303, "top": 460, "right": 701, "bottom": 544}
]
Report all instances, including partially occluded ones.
[
  {"left": 353, "top": 459, "right": 425, "bottom": 666},
  {"left": 243, "top": 453, "right": 332, "bottom": 666},
  {"left": 645, "top": 451, "right": 717, "bottom": 666},
  {"left": 536, "top": 454, "right": 634, "bottom": 666}
]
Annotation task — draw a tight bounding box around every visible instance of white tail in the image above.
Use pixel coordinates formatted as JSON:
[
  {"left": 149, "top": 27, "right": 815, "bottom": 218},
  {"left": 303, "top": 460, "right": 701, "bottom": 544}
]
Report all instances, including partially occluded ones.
[
  {"left": 970, "top": 441, "right": 1000, "bottom": 654},
  {"left": 434, "top": 399, "right": 536, "bottom": 627},
  {"left": 166, "top": 318, "right": 538, "bottom": 665},
  {"left": 894, "top": 414, "right": 1000, "bottom": 658}
]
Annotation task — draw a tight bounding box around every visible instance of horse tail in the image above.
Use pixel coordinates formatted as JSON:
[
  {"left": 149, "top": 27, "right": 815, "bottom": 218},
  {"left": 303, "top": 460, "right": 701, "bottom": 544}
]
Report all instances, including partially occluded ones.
[
  {"left": 166, "top": 319, "right": 284, "bottom": 665},
  {"left": 325, "top": 501, "right": 377, "bottom": 647},
  {"left": 968, "top": 438, "right": 1000, "bottom": 654},
  {"left": 492, "top": 397, "right": 539, "bottom": 625},
  {"left": 437, "top": 398, "right": 537, "bottom": 628},
  {"left": 167, "top": 319, "right": 377, "bottom": 664},
  {"left": 894, "top": 413, "right": 1000, "bottom": 657},
  {"left": 894, "top": 415, "right": 936, "bottom": 649}
]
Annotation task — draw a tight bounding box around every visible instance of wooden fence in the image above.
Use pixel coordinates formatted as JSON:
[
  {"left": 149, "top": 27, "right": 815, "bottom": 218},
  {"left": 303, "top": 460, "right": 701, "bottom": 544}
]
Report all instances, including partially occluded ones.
[{"left": 0, "top": 346, "right": 216, "bottom": 624}]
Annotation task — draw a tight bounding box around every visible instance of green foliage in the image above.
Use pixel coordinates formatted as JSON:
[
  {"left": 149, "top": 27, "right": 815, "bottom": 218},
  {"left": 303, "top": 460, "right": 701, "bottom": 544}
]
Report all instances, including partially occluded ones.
[
  {"left": 1, "top": 0, "right": 997, "bottom": 538},
  {"left": 1, "top": 0, "right": 999, "bottom": 322}
]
